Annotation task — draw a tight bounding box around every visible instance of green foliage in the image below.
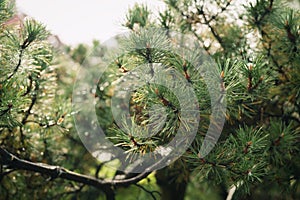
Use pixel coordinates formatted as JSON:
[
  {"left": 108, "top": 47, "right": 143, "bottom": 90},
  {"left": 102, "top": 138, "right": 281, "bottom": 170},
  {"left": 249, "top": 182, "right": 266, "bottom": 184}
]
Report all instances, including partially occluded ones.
[
  {"left": 71, "top": 43, "right": 88, "bottom": 64},
  {"left": 124, "top": 4, "right": 150, "bottom": 30},
  {"left": 104, "top": 0, "right": 300, "bottom": 199},
  {"left": 0, "top": 0, "right": 299, "bottom": 199},
  {"left": 0, "top": 0, "right": 14, "bottom": 25},
  {"left": 0, "top": 1, "right": 86, "bottom": 199}
]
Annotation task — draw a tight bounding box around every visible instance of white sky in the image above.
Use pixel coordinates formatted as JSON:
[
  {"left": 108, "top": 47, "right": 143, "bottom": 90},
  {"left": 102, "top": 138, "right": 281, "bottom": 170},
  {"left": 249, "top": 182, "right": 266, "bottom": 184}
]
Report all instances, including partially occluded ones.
[{"left": 16, "top": 0, "right": 166, "bottom": 45}]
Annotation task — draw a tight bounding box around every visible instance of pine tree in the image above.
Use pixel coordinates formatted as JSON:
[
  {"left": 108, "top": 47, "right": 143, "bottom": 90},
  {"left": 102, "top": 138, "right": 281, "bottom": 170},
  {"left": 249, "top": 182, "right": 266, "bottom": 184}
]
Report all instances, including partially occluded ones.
[
  {"left": 94, "top": 0, "right": 300, "bottom": 199},
  {"left": 0, "top": 0, "right": 299, "bottom": 200}
]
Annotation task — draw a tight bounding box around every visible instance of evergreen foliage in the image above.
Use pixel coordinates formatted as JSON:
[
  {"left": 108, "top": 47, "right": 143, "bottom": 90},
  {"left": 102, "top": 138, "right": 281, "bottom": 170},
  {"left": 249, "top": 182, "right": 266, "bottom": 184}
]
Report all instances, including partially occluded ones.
[{"left": 0, "top": 0, "right": 299, "bottom": 199}]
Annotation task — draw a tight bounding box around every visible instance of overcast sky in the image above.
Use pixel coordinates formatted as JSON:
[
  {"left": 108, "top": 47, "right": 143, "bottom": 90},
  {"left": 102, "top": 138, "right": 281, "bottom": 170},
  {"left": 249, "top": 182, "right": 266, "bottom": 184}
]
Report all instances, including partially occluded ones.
[{"left": 16, "top": 0, "right": 165, "bottom": 45}]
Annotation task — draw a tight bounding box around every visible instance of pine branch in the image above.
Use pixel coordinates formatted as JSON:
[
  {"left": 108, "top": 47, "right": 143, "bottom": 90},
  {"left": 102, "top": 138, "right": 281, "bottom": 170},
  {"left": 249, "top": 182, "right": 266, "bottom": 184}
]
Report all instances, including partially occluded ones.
[
  {"left": 199, "top": 9, "right": 224, "bottom": 49},
  {"left": 199, "top": 157, "right": 245, "bottom": 177},
  {"left": 0, "top": 49, "right": 23, "bottom": 84},
  {"left": 170, "top": 0, "right": 228, "bottom": 50},
  {"left": 21, "top": 79, "right": 39, "bottom": 125},
  {"left": 0, "top": 147, "right": 157, "bottom": 196},
  {"left": 21, "top": 75, "right": 33, "bottom": 97},
  {"left": 0, "top": 103, "right": 12, "bottom": 117}
]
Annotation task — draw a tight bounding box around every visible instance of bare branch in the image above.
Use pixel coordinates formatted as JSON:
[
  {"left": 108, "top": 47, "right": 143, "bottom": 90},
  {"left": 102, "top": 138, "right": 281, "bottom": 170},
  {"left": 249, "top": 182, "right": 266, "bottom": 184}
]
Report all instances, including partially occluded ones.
[
  {"left": 0, "top": 147, "right": 155, "bottom": 192},
  {"left": 134, "top": 183, "right": 161, "bottom": 200}
]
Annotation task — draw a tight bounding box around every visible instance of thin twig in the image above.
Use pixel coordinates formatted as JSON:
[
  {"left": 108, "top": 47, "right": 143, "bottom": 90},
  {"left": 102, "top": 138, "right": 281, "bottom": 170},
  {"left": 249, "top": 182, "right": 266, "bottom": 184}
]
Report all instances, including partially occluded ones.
[
  {"left": 134, "top": 183, "right": 161, "bottom": 200},
  {"left": 21, "top": 81, "right": 39, "bottom": 125}
]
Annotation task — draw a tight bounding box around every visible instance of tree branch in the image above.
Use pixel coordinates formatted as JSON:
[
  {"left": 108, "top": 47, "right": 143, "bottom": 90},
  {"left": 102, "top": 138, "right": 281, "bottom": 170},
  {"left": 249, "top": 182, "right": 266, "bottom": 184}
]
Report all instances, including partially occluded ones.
[
  {"left": 134, "top": 183, "right": 161, "bottom": 200},
  {"left": 0, "top": 147, "right": 153, "bottom": 198},
  {"left": 0, "top": 36, "right": 32, "bottom": 84},
  {"left": 21, "top": 80, "right": 38, "bottom": 125},
  {"left": 1, "top": 48, "right": 24, "bottom": 83}
]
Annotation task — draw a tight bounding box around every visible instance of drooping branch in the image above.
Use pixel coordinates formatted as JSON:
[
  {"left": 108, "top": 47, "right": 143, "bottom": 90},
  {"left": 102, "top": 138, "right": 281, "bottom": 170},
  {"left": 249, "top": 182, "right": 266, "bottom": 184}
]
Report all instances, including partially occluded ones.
[{"left": 0, "top": 147, "right": 154, "bottom": 197}]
